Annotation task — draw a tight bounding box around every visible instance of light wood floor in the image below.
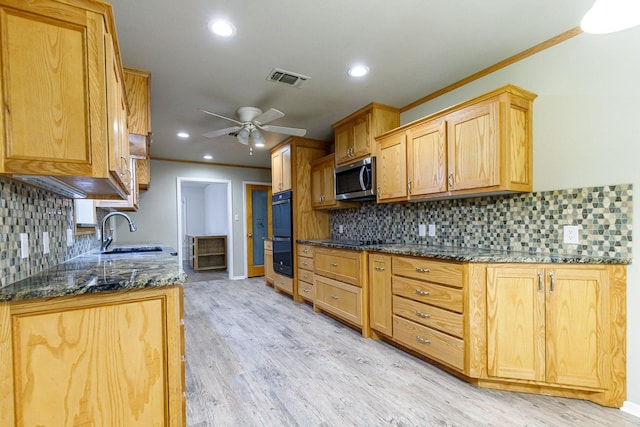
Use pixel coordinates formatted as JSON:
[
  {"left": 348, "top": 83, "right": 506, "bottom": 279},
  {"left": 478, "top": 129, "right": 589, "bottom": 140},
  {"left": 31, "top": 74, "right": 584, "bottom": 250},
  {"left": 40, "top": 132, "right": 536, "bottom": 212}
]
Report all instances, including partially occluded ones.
[{"left": 183, "top": 277, "right": 640, "bottom": 427}]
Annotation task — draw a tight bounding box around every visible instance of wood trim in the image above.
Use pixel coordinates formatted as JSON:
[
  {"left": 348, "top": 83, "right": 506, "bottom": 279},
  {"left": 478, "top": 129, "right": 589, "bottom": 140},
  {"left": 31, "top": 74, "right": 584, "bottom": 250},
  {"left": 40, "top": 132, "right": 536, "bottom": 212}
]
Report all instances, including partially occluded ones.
[
  {"left": 400, "top": 27, "right": 582, "bottom": 113},
  {"left": 0, "top": 303, "right": 14, "bottom": 427},
  {"left": 151, "top": 157, "right": 271, "bottom": 171}
]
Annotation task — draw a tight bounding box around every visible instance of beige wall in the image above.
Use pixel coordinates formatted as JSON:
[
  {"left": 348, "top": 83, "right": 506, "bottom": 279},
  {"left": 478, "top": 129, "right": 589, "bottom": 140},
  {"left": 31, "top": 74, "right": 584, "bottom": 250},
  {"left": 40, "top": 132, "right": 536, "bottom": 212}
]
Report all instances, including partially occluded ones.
[
  {"left": 402, "top": 26, "right": 640, "bottom": 409},
  {"left": 113, "top": 159, "right": 271, "bottom": 278}
]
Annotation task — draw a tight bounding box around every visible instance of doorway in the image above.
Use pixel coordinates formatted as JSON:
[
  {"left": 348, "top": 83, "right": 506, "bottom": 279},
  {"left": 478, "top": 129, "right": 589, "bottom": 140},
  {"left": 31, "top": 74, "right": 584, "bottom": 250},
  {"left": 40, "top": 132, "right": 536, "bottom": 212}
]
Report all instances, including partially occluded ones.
[
  {"left": 176, "top": 177, "right": 232, "bottom": 279},
  {"left": 245, "top": 184, "right": 272, "bottom": 277}
]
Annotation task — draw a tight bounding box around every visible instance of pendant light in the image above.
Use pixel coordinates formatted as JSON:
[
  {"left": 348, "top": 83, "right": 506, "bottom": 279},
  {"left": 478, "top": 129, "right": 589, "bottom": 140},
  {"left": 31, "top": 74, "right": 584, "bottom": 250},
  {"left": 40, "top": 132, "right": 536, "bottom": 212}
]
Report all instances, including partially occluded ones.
[{"left": 581, "top": 0, "right": 640, "bottom": 34}]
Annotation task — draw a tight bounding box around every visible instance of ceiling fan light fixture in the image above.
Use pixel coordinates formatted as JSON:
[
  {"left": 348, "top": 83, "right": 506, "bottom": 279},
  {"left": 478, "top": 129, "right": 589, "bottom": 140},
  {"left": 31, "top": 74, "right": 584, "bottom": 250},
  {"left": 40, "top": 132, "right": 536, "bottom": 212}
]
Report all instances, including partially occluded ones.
[
  {"left": 581, "top": 0, "right": 640, "bottom": 34},
  {"left": 250, "top": 128, "right": 265, "bottom": 147},
  {"left": 236, "top": 127, "right": 250, "bottom": 145},
  {"left": 208, "top": 19, "right": 236, "bottom": 37}
]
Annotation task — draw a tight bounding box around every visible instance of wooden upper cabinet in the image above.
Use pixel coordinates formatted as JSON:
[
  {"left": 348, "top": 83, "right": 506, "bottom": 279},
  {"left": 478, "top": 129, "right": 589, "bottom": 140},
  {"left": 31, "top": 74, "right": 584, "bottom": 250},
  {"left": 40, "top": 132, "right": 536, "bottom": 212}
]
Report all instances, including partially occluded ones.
[
  {"left": 0, "top": 0, "right": 130, "bottom": 199},
  {"left": 271, "top": 143, "right": 291, "bottom": 193},
  {"left": 310, "top": 154, "right": 357, "bottom": 210},
  {"left": 124, "top": 68, "right": 151, "bottom": 159},
  {"left": 332, "top": 103, "right": 400, "bottom": 166},
  {"left": 376, "top": 131, "right": 407, "bottom": 203},
  {"left": 123, "top": 68, "right": 151, "bottom": 137},
  {"left": 375, "top": 85, "right": 536, "bottom": 202},
  {"left": 408, "top": 118, "right": 447, "bottom": 197},
  {"left": 447, "top": 98, "right": 500, "bottom": 192}
]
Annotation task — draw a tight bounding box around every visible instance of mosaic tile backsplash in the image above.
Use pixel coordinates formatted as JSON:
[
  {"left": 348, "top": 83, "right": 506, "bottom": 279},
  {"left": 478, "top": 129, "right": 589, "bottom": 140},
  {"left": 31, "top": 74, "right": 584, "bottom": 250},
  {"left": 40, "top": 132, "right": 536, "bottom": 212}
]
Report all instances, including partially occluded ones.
[
  {"left": 330, "top": 184, "right": 633, "bottom": 259},
  {"left": 0, "top": 177, "right": 104, "bottom": 287}
]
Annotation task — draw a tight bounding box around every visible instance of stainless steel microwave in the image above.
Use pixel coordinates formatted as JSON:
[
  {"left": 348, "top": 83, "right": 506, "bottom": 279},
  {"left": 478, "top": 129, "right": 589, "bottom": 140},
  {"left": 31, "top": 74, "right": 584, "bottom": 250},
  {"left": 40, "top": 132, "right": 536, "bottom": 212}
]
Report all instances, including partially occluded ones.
[{"left": 334, "top": 156, "right": 376, "bottom": 201}]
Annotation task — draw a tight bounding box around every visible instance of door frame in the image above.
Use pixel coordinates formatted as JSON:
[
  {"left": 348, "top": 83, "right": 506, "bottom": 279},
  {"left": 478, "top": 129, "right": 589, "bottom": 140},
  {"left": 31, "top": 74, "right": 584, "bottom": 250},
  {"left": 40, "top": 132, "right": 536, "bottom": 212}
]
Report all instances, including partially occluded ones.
[
  {"left": 243, "top": 181, "right": 272, "bottom": 278},
  {"left": 176, "top": 177, "right": 233, "bottom": 279}
]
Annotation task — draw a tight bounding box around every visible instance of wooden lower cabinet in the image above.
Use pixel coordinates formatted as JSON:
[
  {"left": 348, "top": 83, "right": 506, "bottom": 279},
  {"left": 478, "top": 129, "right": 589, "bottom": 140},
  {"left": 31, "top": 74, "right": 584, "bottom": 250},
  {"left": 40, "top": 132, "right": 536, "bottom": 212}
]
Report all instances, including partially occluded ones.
[
  {"left": 264, "top": 239, "right": 274, "bottom": 286},
  {"left": 0, "top": 286, "right": 185, "bottom": 426},
  {"left": 481, "top": 264, "right": 625, "bottom": 406},
  {"left": 362, "top": 252, "right": 626, "bottom": 408},
  {"left": 313, "top": 247, "right": 370, "bottom": 337},
  {"left": 273, "top": 273, "right": 293, "bottom": 295},
  {"left": 297, "top": 244, "right": 315, "bottom": 302}
]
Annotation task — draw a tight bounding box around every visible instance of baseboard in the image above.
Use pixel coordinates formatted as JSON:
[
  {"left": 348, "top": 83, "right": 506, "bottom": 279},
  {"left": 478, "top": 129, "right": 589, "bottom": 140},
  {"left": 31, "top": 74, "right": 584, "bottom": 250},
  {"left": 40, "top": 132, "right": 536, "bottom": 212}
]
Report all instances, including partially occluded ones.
[
  {"left": 231, "top": 275, "right": 247, "bottom": 280},
  {"left": 621, "top": 401, "right": 640, "bottom": 418}
]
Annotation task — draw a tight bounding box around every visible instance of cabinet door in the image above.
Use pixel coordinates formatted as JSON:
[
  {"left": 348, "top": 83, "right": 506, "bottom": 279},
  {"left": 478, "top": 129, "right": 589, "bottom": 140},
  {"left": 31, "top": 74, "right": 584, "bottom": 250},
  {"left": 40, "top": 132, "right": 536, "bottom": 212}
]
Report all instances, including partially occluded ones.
[
  {"left": 105, "top": 34, "right": 131, "bottom": 192},
  {"left": 321, "top": 159, "right": 336, "bottom": 205},
  {"left": 447, "top": 100, "right": 500, "bottom": 191},
  {"left": 0, "top": 4, "right": 103, "bottom": 176},
  {"left": 280, "top": 145, "right": 292, "bottom": 191},
  {"left": 351, "top": 113, "right": 371, "bottom": 159},
  {"left": 407, "top": 119, "right": 447, "bottom": 197},
  {"left": 334, "top": 122, "right": 352, "bottom": 165},
  {"left": 271, "top": 150, "right": 282, "bottom": 192},
  {"left": 376, "top": 132, "right": 407, "bottom": 202},
  {"left": 486, "top": 266, "right": 545, "bottom": 381},
  {"left": 369, "top": 253, "right": 392, "bottom": 336},
  {"left": 310, "top": 161, "right": 324, "bottom": 207},
  {"left": 264, "top": 247, "right": 274, "bottom": 284},
  {"left": 123, "top": 68, "right": 151, "bottom": 136},
  {"left": 545, "top": 267, "right": 607, "bottom": 389}
]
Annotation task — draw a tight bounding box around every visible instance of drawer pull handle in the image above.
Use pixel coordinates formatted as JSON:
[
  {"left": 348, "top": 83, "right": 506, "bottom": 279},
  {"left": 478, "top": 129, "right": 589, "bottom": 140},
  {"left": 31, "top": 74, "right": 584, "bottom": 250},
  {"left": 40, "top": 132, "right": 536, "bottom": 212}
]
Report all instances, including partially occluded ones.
[
  {"left": 415, "top": 267, "right": 431, "bottom": 273},
  {"left": 302, "top": 288, "right": 309, "bottom": 293},
  {"left": 331, "top": 294, "right": 339, "bottom": 300},
  {"left": 374, "top": 266, "right": 386, "bottom": 271},
  {"left": 330, "top": 262, "right": 338, "bottom": 267},
  {"left": 415, "top": 289, "right": 431, "bottom": 296},
  {"left": 303, "top": 274, "right": 308, "bottom": 279},
  {"left": 303, "top": 248, "right": 310, "bottom": 253},
  {"left": 416, "top": 336, "right": 431, "bottom": 344},
  {"left": 415, "top": 310, "right": 431, "bottom": 318}
]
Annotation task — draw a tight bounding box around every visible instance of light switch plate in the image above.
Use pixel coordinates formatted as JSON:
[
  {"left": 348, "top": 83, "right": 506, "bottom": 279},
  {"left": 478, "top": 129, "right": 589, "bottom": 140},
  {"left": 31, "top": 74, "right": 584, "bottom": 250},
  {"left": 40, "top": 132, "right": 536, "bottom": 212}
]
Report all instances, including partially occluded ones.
[
  {"left": 66, "top": 228, "right": 74, "bottom": 247},
  {"left": 428, "top": 224, "right": 436, "bottom": 237},
  {"left": 338, "top": 224, "right": 344, "bottom": 234},
  {"left": 418, "top": 224, "right": 426, "bottom": 237}
]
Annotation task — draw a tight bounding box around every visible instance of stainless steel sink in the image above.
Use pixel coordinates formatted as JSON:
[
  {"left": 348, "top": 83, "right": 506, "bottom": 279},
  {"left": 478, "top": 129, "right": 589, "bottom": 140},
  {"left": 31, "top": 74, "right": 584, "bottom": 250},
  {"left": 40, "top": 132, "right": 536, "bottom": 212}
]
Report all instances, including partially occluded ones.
[{"left": 101, "top": 246, "right": 163, "bottom": 254}]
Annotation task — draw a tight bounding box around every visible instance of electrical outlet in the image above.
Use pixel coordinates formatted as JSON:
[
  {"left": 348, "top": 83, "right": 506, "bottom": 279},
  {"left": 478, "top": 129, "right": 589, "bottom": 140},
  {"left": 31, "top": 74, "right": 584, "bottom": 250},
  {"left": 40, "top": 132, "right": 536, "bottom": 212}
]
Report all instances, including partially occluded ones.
[
  {"left": 428, "top": 224, "right": 436, "bottom": 237},
  {"left": 338, "top": 224, "right": 344, "bottom": 234},
  {"left": 20, "top": 233, "right": 29, "bottom": 259},
  {"left": 418, "top": 224, "right": 426, "bottom": 237},
  {"left": 563, "top": 225, "right": 579, "bottom": 244},
  {"left": 66, "top": 228, "right": 74, "bottom": 247},
  {"left": 43, "top": 231, "right": 50, "bottom": 255}
]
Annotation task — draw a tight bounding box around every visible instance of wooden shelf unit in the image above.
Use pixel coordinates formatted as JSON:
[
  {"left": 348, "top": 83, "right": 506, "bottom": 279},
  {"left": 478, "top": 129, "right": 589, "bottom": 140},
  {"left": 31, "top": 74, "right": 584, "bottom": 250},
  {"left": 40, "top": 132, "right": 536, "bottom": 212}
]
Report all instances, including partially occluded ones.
[{"left": 188, "top": 235, "right": 227, "bottom": 271}]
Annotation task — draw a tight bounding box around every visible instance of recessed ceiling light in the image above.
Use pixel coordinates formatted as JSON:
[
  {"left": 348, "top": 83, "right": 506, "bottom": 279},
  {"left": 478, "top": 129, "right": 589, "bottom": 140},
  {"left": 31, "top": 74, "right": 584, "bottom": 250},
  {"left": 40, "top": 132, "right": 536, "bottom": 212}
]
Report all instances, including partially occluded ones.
[
  {"left": 203, "top": 155, "right": 213, "bottom": 160},
  {"left": 177, "top": 132, "right": 190, "bottom": 138},
  {"left": 348, "top": 65, "right": 369, "bottom": 77},
  {"left": 208, "top": 19, "right": 236, "bottom": 37}
]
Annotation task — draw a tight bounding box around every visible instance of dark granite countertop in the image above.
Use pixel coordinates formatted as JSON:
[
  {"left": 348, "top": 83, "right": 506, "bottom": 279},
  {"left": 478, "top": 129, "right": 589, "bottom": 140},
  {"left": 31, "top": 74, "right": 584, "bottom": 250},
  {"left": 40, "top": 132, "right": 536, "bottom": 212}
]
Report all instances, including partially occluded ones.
[
  {"left": 297, "top": 239, "right": 631, "bottom": 265},
  {"left": 0, "top": 245, "right": 187, "bottom": 303}
]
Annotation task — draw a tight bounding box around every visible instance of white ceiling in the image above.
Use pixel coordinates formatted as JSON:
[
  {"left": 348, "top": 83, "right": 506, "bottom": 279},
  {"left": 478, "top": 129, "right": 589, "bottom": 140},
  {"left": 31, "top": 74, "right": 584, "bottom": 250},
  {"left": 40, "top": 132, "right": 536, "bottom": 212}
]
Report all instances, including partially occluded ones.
[{"left": 108, "top": 0, "right": 594, "bottom": 168}]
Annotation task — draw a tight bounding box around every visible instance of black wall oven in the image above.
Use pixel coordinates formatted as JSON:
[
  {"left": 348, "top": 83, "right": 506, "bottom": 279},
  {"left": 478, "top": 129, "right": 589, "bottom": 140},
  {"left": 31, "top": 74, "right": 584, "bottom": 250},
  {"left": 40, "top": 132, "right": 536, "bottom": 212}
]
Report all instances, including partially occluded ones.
[{"left": 272, "top": 190, "right": 293, "bottom": 277}]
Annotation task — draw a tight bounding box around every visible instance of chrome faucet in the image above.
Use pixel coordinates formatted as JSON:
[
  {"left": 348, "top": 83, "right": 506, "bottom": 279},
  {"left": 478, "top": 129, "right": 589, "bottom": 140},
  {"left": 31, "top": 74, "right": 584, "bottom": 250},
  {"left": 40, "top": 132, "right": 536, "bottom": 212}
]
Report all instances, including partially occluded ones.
[{"left": 101, "top": 212, "right": 137, "bottom": 252}]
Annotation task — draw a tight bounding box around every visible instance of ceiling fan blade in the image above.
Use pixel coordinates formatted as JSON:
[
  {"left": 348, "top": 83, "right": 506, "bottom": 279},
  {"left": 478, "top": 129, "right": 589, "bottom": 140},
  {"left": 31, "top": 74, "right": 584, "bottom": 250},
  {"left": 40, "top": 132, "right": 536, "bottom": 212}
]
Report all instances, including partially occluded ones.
[
  {"left": 253, "top": 108, "right": 284, "bottom": 125},
  {"left": 260, "top": 124, "right": 307, "bottom": 137},
  {"left": 200, "top": 109, "right": 243, "bottom": 125},
  {"left": 202, "top": 126, "right": 241, "bottom": 138}
]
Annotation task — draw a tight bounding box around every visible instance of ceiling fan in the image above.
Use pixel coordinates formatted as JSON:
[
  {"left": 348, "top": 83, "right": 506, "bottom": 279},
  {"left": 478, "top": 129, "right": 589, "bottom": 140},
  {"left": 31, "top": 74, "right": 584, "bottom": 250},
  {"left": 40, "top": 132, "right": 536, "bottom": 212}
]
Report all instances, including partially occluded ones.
[{"left": 201, "top": 107, "right": 306, "bottom": 147}]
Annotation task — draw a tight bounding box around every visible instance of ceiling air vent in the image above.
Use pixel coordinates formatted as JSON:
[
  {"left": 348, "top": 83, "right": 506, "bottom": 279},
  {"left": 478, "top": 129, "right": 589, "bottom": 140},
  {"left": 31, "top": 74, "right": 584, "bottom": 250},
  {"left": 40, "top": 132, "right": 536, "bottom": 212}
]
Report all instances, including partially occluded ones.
[{"left": 266, "top": 68, "right": 310, "bottom": 88}]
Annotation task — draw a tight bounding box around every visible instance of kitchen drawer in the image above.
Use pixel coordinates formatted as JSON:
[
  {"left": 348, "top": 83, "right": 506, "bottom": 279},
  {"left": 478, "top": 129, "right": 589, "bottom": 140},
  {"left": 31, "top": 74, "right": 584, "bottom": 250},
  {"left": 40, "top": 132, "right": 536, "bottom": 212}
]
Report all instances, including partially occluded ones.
[
  {"left": 392, "top": 256, "right": 463, "bottom": 288},
  {"left": 297, "top": 244, "right": 314, "bottom": 257},
  {"left": 274, "top": 274, "right": 293, "bottom": 295},
  {"left": 393, "top": 295, "right": 463, "bottom": 338},
  {"left": 314, "top": 248, "right": 362, "bottom": 286},
  {"left": 392, "top": 276, "right": 462, "bottom": 313},
  {"left": 264, "top": 239, "right": 273, "bottom": 251},
  {"left": 298, "top": 280, "right": 314, "bottom": 302},
  {"left": 297, "top": 267, "right": 314, "bottom": 284},
  {"left": 393, "top": 315, "right": 464, "bottom": 371},
  {"left": 314, "top": 275, "right": 362, "bottom": 326},
  {"left": 297, "top": 256, "right": 315, "bottom": 271}
]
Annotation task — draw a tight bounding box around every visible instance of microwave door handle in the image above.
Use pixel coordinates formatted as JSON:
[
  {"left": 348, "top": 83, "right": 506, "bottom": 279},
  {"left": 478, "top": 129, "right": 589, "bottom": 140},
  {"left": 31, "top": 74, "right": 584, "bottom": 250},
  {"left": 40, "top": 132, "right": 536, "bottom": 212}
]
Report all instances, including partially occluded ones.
[{"left": 359, "top": 167, "right": 366, "bottom": 190}]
